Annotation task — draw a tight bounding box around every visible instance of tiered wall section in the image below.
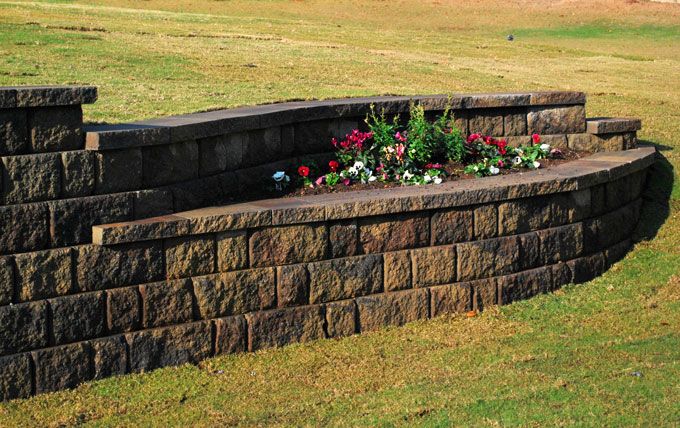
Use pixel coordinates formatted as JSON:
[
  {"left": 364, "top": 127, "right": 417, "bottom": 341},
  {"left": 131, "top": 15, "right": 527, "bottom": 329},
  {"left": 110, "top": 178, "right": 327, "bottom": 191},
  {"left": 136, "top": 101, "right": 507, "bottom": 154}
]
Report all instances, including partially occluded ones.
[{"left": 0, "top": 86, "right": 652, "bottom": 400}]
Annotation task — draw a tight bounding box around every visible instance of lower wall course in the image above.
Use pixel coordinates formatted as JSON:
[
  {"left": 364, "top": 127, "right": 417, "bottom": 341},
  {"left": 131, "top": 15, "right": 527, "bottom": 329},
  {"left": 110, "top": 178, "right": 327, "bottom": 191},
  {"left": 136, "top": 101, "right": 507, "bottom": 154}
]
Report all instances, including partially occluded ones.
[
  {"left": 140, "top": 279, "right": 194, "bottom": 329},
  {"left": 356, "top": 288, "right": 429, "bottom": 332},
  {"left": 246, "top": 305, "right": 326, "bottom": 351},
  {"left": 91, "top": 336, "right": 127, "bottom": 380},
  {"left": 430, "top": 283, "right": 471, "bottom": 317},
  {"left": 214, "top": 315, "right": 247, "bottom": 355},
  {"left": 106, "top": 287, "right": 141, "bottom": 334},
  {"left": 412, "top": 246, "right": 456, "bottom": 287},
  {"left": 498, "top": 266, "right": 552, "bottom": 305},
  {"left": 49, "top": 291, "right": 105, "bottom": 345},
  {"left": 326, "top": 299, "right": 357, "bottom": 338},
  {"left": 0, "top": 353, "right": 32, "bottom": 401},
  {"left": 0, "top": 301, "right": 48, "bottom": 356},
  {"left": 32, "top": 342, "right": 92, "bottom": 394}
]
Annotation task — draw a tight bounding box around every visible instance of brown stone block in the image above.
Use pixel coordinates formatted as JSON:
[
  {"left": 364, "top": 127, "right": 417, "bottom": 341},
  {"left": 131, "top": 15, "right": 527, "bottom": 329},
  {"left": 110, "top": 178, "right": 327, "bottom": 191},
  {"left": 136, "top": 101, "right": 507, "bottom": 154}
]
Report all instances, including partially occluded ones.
[
  {"left": 412, "top": 246, "right": 456, "bottom": 287},
  {"left": 132, "top": 189, "right": 174, "bottom": 219},
  {"left": 498, "top": 267, "right": 552, "bottom": 305},
  {"left": 277, "top": 264, "right": 309, "bottom": 307},
  {"left": 550, "top": 262, "right": 573, "bottom": 291},
  {"left": 308, "top": 254, "right": 383, "bottom": 303},
  {"left": 359, "top": 212, "right": 429, "bottom": 254},
  {"left": 0, "top": 256, "right": 13, "bottom": 305},
  {"left": 356, "top": 288, "right": 429, "bottom": 332},
  {"left": 586, "top": 117, "right": 641, "bottom": 134},
  {"left": 15, "top": 248, "right": 73, "bottom": 301},
  {"left": 0, "top": 301, "right": 48, "bottom": 355},
  {"left": 2, "top": 152, "right": 61, "bottom": 204},
  {"left": 527, "top": 105, "right": 585, "bottom": 134},
  {"left": 106, "top": 286, "right": 141, "bottom": 334},
  {"left": 590, "top": 184, "right": 607, "bottom": 216},
  {"left": 198, "top": 132, "right": 243, "bottom": 175},
  {"left": 95, "top": 149, "right": 143, "bottom": 194},
  {"left": 0, "top": 353, "right": 32, "bottom": 401},
  {"left": 249, "top": 223, "right": 328, "bottom": 268},
  {"left": 457, "top": 236, "right": 521, "bottom": 281},
  {"left": 294, "top": 119, "right": 332, "bottom": 154},
  {"left": 49, "top": 291, "right": 105, "bottom": 344},
  {"left": 165, "top": 235, "right": 216, "bottom": 279},
  {"left": 538, "top": 223, "right": 584, "bottom": 265},
  {"left": 431, "top": 207, "right": 473, "bottom": 245},
  {"left": 243, "top": 127, "right": 282, "bottom": 167},
  {"left": 519, "top": 232, "right": 541, "bottom": 270},
  {"left": 32, "top": 342, "right": 92, "bottom": 394},
  {"left": 384, "top": 250, "right": 411, "bottom": 292},
  {"left": 474, "top": 204, "right": 497, "bottom": 239},
  {"left": 539, "top": 134, "right": 568, "bottom": 149},
  {"left": 452, "top": 109, "right": 468, "bottom": 136},
  {"left": 605, "top": 239, "right": 633, "bottom": 268},
  {"left": 503, "top": 110, "right": 527, "bottom": 136},
  {"left": 140, "top": 279, "right": 194, "bottom": 328},
  {"left": 472, "top": 278, "right": 498, "bottom": 311},
  {"left": 329, "top": 219, "right": 358, "bottom": 258},
  {"left": 246, "top": 305, "right": 326, "bottom": 351},
  {"left": 498, "top": 197, "right": 553, "bottom": 235},
  {"left": 28, "top": 105, "right": 83, "bottom": 152},
  {"left": 91, "top": 336, "right": 127, "bottom": 380},
  {"left": 214, "top": 315, "right": 247, "bottom": 355},
  {"left": 326, "top": 299, "right": 357, "bottom": 338},
  {"left": 192, "top": 268, "right": 275, "bottom": 319},
  {"left": 568, "top": 253, "right": 606, "bottom": 284},
  {"left": 142, "top": 140, "right": 199, "bottom": 187},
  {"left": 0, "top": 109, "right": 29, "bottom": 155},
  {"left": 126, "top": 321, "right": 212, "bottom": 372},
  {"left": 217, "top": 230, "right": 248, "bottom": 272},
  {"left": 61, "top": 150, "right": 95, "bottom": 197},
  {"left": 468, "top": 110, "right": 504, "bottom": 136},
  {"left": 430, "top": 283, "right": 471, "bottom": 317}
]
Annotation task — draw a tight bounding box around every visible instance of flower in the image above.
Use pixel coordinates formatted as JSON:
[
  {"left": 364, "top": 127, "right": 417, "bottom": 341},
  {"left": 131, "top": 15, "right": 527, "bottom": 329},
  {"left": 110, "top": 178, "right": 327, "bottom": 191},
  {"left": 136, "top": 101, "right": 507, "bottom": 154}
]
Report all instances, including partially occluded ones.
[
  {"left": 315, "top": 176, "right": 324, "bottom": 186},
  {"left": 512, "top": 156, "right": 522, "bottom": 165},
  {"left": 423, "top": 174, "right": 432, "bottom": 183},
  {"left": 540, "top": 143, "right": 550, "bottom": 152},
  {"left": 550, "top": 148, "right": 564, "bottom": 158},
  {"left": 425, "top": 163, "right": 443, "bottom": 169},
  {"left": 403, "top": 170, "right": 413, "bottom": 180},
  {"left": 328, "top": 160, "right": 339, "bottom": 172},
  {"left": 353, "top": 161, "right": 364, "bottom": 170},
  {"left": 272, "top": 171, "right": 287, "bottom": 182},
  {"left": 533, "top": 161, "right": 541, "bottom": 169},
  {"left": 532, "top": 133, "right": 541, "bottom": 144},
  {"left": 368, "top": 176, "right": 377, "bottom": 182},
  {"left": 497, "top": 160, "right": 505, "bottom": 168},
  {"left": 342, "top": 178, "right": 350, "bottom": 186},
  {"left": 489, "top": 166, "right": 500, "bottom": 175},
  {"left": 298, "top": 166, "right": 310, "bottom": 177},
  {"left": 467, "top": 133, "right": 481, "bottom": 143},
  {"left": 348, "top": 166, "right": 358, "bottom": 177},
  {"left": 395, "top": 131, "right": 407, "bottom": 142},
  {"left": 434, "top": 177, "right": 443, "bottom": 184}
]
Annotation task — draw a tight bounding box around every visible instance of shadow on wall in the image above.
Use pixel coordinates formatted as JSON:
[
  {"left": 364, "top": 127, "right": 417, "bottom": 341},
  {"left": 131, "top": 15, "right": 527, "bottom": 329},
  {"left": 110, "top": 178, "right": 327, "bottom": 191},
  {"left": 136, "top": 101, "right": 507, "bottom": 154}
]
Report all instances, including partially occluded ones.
[{"left": 635, "top": 141, "right": 674, "bottom": 242}]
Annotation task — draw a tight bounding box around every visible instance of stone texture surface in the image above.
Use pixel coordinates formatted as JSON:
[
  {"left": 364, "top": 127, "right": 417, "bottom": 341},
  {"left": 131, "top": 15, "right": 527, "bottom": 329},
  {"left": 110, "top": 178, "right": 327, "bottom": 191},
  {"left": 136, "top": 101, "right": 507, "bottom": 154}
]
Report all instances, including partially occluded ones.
[
  {"left": 359, "top": 212, "right": 429, "bottom": 254},
  {"left": 356, "top": 288, "right": 429, "bottom": 332},
  {"left": 472, "top": 278, "right": 498, "bottom": 311},
  {"left": 527, "top": 105, "right": 586, "bottom": 134},
  {"left": 0, "top": 109, "right": 28, "bottom": 155},
  {"left": 2, "top": 153, "right": 61, "bottom": 204},
  {"left": 329, "top": 220, "right": 359, "bottom": 258},
  {"left": 308, "top": 254, "right": 383, "bottom": 303},
  {"left": 61, "top": 150, "right": 95, "bottom": 197},
  {"left": 538, "top": 223, "right": 584, "bottom": 265},
  {"left": 165, "top": 235, "right": 216, "bottom": 279},
  {"left": 412, "top": 246, "right": 456, "bottom": 287},
  {"left": 132, "top": 189, "right": 174, "bottom": 219},
  {"left": 569, "top": 253, "right": 606, "bottom": 284},
  {"left": 192, "top": 268, "right": 276, "bottom": 319},
  {"left": 140, "top": 279, "right": 194, "bottom": 328},
  {"left": 15, "top": 248, "right": 73, "bottom": 301},
  {"left": 95, "top": 149, "right": 143, "bottom": 193},
  {"left": 430, "top": 283, "right": 471, "bottom": 317},
  {"left": 503, "top": 110, "right": 527, "bottom": 136},
  {"left": 474, "top": 204, "right": 497, "bottom": 239},
  {"left": 431, "top": 208, "right": 473, "bottom": 245},
  {"left": 214, "top": 315, "right": 247, "bottom": 355},
  {"left": 0, "top": 301, "right": 48, "bottom": 355},
  {"left": 106, "top": 286, "right": 141, "bottom": 333},
  {"left": 519, "top": 232, "right": 541, "bottom": 271},
  {"left": 28, "top": 105, "right": 83, "bottom": 152},
  {"left": 499, "top": 267, "right": 552, "bottom": 305},
  {"left": 468, "top": 110, "right": 504, "bottom": 136},
  {"left": 0, "top": 256, "right": 13, "bottom": 305},
  {"left": 142, "top": 141, "right": 199, "bottom": 187},
  {"left": 49, "top": 291, "right": 105, "bottom": 344},
  {"left": 326, "top": 300, "right": 357, "bottom": 338},
  {"left": 457, "top": 236, "right": 520, "bottom": 281},
  {"left": 277, "top": 264, "right": 309, "bottom": 307},
  {"left": 32, "top": 342, "right": 92, "bottom": 394},
  {"left": 243, "top": 127, "right": 282, "bottom": 166},
  {"left": 246, "top": 305, "right": 326, "bottom": 351},
  {"left": 550, "top": 262, "right": 573, "bottom": 291},
  {"left": 250, "top": 223, "right": 327, "bottom": 268},
  {"left": 383, "top": 250, "right": 412, "bottom": 291},
  {"left": 198, "top": 133, "right": 243, "bottom": 175},
  {"left": 216, "top": 230, "right": 248, "bottom": 272},
  {"left": 0, "top": 354, "right": 32, "bottom": 401},
  {"left": 0, "top": 203, "right": 50, "bottom": 254},
  {"left": 92, "top": 336, "right": 127, "bottom": 380}
]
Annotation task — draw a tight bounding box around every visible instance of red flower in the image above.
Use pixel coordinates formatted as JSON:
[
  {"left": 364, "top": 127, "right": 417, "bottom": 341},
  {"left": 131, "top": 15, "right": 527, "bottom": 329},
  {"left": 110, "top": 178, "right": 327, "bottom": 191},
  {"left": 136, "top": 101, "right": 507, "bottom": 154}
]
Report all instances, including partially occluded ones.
[
  {"left": 467, "top": 133, "right": 481, "bottom": 143},
  {"left": 298, "top": 165, "right": 310, "bottom": 177},
  {"left": 328, "top": 160, "right": 339, "bottom": 172},
  {"left": 532, "top": 133, "right": 541, "bottom": 144}
]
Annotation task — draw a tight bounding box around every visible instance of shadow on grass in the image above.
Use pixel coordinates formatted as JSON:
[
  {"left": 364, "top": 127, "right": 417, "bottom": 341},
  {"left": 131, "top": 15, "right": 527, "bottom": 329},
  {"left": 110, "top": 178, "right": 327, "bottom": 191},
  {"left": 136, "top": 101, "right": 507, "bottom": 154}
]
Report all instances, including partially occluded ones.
[{"left": 635, "top": 141, "right": 674, "bottom": 242}]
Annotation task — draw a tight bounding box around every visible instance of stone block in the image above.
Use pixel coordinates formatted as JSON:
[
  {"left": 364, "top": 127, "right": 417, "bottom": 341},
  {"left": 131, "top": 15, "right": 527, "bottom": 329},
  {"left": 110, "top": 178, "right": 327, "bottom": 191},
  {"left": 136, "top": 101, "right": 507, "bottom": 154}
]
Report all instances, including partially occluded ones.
[
  {"left": 0, "top": 203, "right": 50, "bottom": 253},
  {"left": 61, "top": 150, "right": 95, "bottom": 197},
  {"left": 126, "top": 321, "right": 212, "bottom": 372},
  {"left": 15, "top": 248, "right": 73, "bottom": 301},
  {"left": 457, "top": 236, "right": 521, "bottom": 281},
  {"left": 192, "top": 268, "right": 276, "bottom": 319},
  {"left": 250, "top": 223, "right": 327, "bottom": 268},
  {"left": 359, "top": 212, "right": 429, "bottom": 254},
  {"left": 430, "top": 283, "right": 471, "bottom": 317},
  {"left": 329, "top": 219, "right": 358, "bottom": 258},
  {"left": 2, "top": 152, "right": 61, "bottom": 204},
  {"left": 198, "top": 133, "right": 243, "bottom": 176},
  {"left": 280, "top": 125, "right": 295, "bottom": 157},
  {"left": 384, "top": 250, "right": 412, "bottom": 292},
  {"left": 431, "top": 207, "right": 473, "bottom": 245},
  {"left": 246, "top": 305, "right": 326, "bottom": 351},
  {"left": 28, "top": 105, "right": 83, "bottom": 152},
  {"left": 76, "top": 242, "right": 163, "bottom": 292},
  {"left": 243, "top": 127, "right": 282, "bottom": 167},
  {"left": 49, "top": 291, "right": 105, "bottom": 344},
  {"left": 106, "top": 286, "right": 141, "bottom": 333},
  {"left": 132, "top": 189, "right": 174, "bottom": 219},
  {"left": 586, "top": 117, "right": 641, "bottom": 134},
  {"left": 605, "top": 239, "right": 633, "bottom": 268},
  {"left": 214, "top": 315, "right": 247, "bottom": 355},
  {"left": 95, "top": 149, "right": 143, "bottom": 193},
  {"left": 567, "top": 133, "right": 598, "bottom": 152},
  {"left": 568, "top": 253, "right": 606, "bottom": 284},
  {"left": 538, "top": 223, "right": 584, "bottom": 265},
  {"left": 32, "top": 342, "right": 92, "bottom": 394},
  {"left": 412, "top": 246, "right": 456, "bottom": 287},
  {"left": 0, "top": 353, "right": 32, "bottom": 401},
  {"left": 308, "top": 254, "right": 383, "bottom": 303},
  {"left": 294, "top": 120, "right": 331, "bottom": 154},
  {"left": 452, "top": 109, "right": 468, "bottom": 136},
  {"left": 472, "top": 278, "right": 498, "bottom": 311},
  {"left": 0, "top": 109, "right": 29, "bottom": 155},
  {"left": 586, "top": 200, "right": 641, "bottom": 251},
  {"left": 498, "top": 197, "right": 552, "bottom": 235},
  {"left": 142, "top": 141, "right": 199, "bottom": 187},
  {"left": 356, "top": 288, "right": 429, "bottom": 332},
  {"left": 590, "top": 184, "right": 607, "bottom": 216},
  {"left": 550, "top": 263, "right": 573, "bottom": 291},
  {"left": 538, "top": 134, "right": 568, "bottom": 149},
  {"left": 498, "top": 267, "right": 552, "bottom": 305},
  {"left": 216, "top": 230, "right": 248, "bottom": 272},
  {"left": 0, "top": 256, "right": 13, "bottom": 305},
  {"left": 0, "top": 301, "right": 48, "bottom": 355},
  {"left": 91, "top": 336, "right": 127, "bottom": 380},
  {"left": 140, "top": 279, "right": 194, "bottom": 328},
  {"left": 165, "top": 235, "right": 216, "bottom": 279},
  {"left": 527, "top": 105, "right": 585, "bottom": 134},
  {"left": 519, "top": 232, "right": 541, "bottom": 270},
  {"left": 277, "top": 264, "right": 309, "bottom": 307},
  {"left": 326, "top": 300, "right": 357, "bottom": 338},
  {"left": 474, "top": 204, "right": 497, "bottom": 239},
  {"left": 503, "top": 110, "right": 527, "bottom": 136},
  {"left": 468, "top": 110, "right": 504, "bottom": 136}
]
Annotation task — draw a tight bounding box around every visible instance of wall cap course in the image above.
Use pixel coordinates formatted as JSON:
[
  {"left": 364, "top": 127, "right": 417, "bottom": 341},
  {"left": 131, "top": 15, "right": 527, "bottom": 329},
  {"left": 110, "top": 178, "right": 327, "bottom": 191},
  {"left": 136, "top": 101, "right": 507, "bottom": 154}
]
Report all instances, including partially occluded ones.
[{"left": 0, "top": 86, "right": 97, "bottom": 109}]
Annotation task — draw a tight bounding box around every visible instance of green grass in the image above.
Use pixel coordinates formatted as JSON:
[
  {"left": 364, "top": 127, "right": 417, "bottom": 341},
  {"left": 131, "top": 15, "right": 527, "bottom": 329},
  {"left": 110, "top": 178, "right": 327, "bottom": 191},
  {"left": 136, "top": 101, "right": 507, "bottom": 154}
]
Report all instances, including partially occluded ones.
[{"left": 0, "top": 0, "right": 679, "bottom": 426}]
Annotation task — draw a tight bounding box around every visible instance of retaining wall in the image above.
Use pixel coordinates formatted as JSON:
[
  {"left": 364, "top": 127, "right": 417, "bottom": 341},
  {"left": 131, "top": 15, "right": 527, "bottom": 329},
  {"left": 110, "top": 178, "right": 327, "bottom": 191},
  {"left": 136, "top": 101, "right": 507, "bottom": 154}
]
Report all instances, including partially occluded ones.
[{"left": 0, "top": 86, "right": 651, "bottom": 400}]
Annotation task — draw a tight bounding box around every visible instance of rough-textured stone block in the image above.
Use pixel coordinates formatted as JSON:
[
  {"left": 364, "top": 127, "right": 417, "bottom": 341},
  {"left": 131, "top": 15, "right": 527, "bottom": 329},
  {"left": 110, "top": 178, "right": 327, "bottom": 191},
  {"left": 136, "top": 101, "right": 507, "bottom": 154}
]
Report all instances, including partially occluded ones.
[
  {"left": 91, "top": 336, "right": 127, "bottom": 380},
  {"left": 0, "top": 353, "right": 32, "bottom": 401},
  {"left": 356, "top": 288, "right": 429, "bottom": 332},
  {"left": 499, "top": 267, "right": 552, "bottom": 305},
  {"left": 50, "top": 291, "right": 105, "bottom": 344},
  {"left": 106, "top": 286, "right": 141, "bottom": 333},
  {"left": 0, "top": 201, "right": 49, "bottom": 254},
  {"left": 132, "top": 189, "right": 174, "bottom": 219},
  {"left": 0, "top": 301, "right": 47, "bottom": 355},
  {"left": 308, "top": 254, "right": 383, "bottom": 303},
  {"left": 452, "top": 109, "right": 468, "bottom": 136},
  {"left": 250, "top": 223, "right": 328, "bottom": 268},
  {"left": 217, "top": 230, "right": 248, "bottom": 272},
  {"left": 431, "top": 208, "right": 473, "bottom": 245},
  {"left": 527, "top": 105, "right": 585, "bottom": 134},
  {"left": 412, "top": 246, "right": 456, "bottom": 287},
  {"left": 165, "top": 235, "right": 216, "bottom": 279},
  {"left": 590, "top": 184, "right": 607, "bottom": 216},
  {"left": 468, "top": 110, "right": 504, "bottom": 136},
  {"left": 15, "top": 248, "right": 73, "bottom": 301},
  {"left": 140, "top": 279, "right": 193, "bottom": 328},
  {"left": 326, "top": 300, "right": 356, "bottom": 338},
  {"left": 142, "top": 141, "right": 199, "bottom": 187},
  {"left": 585, "top": 200, "right": 641, "bottom": 252},
  {"left": 0, "top": 256, "right": 14, "bottom": 305},
  {"left": 538, "top": 223, "right": 584, "bottom": 265},
  {"left": 384, "top": 250, "right": 411, "bottom": 291},
  {"left": 586, "top": 117, "right": 641, "bottom": 134},
  {"left": 430, "top": 283, "right": 471, "bottom": 317},
  {"left": 126, "top": 321, "right": 212, "bottom": 372},
  {"left": 567, "top": 133, "right": 599, "bottom": 152},
  {"left": 76, "top": 242, "right": 163, "bottom": 291},
  {"left": 192, "top": 268, "right": 276, "bottom": 319},
  {"left": 294, "top": 120, "right": 331, "bottom": 154},
  {"left": 472, "top": 278, "right": 498, "bottom": 311},
  {"left": 61, "top": 150, "right": 95, "bottom": 197},
  {"left": 457, "top": 236, "right": 520, "bottom": 281},
  {"left": 28, "top": 105, "right": 83, "bottom": 152},
  {"left": 277, "top": 264, "right": 309, "bottom": 307},
  {"left": 32, "top": 342, "right": 92, "bottom": 394},
  {"left": 329, "top": 220, "right": 358, "bottom": 258},
  {"left": 95, "top": 149, "right": 143, "bottom": 193},
  {"left": 246, "top": 305, "right": 325, "bottom": 351},
  {"left": 280, "top": 125, "right": 295, "bottom": 157},
  {"left": 243, "top": 127, "right": 282, "bottom": 166},
  {"left": 519, "top": 232, "right": 541, "bottom": 271},
  {"left": 606, "top": 174, "right": 636, "bottom": 211},
  {"left": 359, "top": 212, "right": 429, "bottom": 254},
  {"left": 568, "top": 253, "right": 606, "bottom": 284},
  {"left": 14, "top": 86, "right": 97, "bottom": 108},
  {"left": 214, "top": 315, "right": 247, "bottom": 355},
  {"left": 550, "top": 263, "right": 573, "bottom": 291},
  {"left": 503, "top": 110, "right": 527, "bottom": 136},
  {"left": 2, "top": 153, "right": 61, "bottom": 204},
  {"left": 605, "top": 239, "right": 633, "bottom": 267},
  {"left": 498, "top": 191, "right": 588, "bottom": 236},
  {"left": 474, "top": 204, "right": 497, "bottom": 239},
  {"left": 0, "top": 109, "right": 29, "bottom": 155},
  {"left": 198, "top": 133, "right": 243, "bottom": 175}
]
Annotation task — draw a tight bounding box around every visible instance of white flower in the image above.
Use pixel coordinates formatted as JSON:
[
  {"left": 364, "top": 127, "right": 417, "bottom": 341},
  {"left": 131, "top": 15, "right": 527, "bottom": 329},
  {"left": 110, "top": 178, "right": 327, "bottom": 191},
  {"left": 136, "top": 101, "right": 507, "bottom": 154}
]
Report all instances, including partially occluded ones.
[
  {"left": 423, "top": 174, "right": 432, "bottom": 183},
  {"left": 403, "top": 170, "right": 413, "bottom": 180},
  {"left": 368, "top": 176, "right": 377, "bottom": 182},
  {"left": 410, "top": 149, "right": 416, "bottom": 153},
  {"left": 540, "top": 143, "right": 550, "bottom": 152},
  {"left": 533, "top": 161, "right": 541, "bottom": 169},
  {"left": 272, "top": 171, "right": 287, "bottom": 182},
  {"left": 516, "top": 148, "right": 524, "bottom": 156},
  {"left": 433, "top": 177, "right": 443, "bottom": 184},
  {"left": 489, "top": 166, "right": 500, "bottom": 175},
  {"left": 512, "top": 156, "right": 522, "bottom": 165},
  {"left": 364, "top": 168, "right": 372, "bottom": 176},
  {"left": 353, "top": 161, "right": 364, "bottom": 170},
  {"left": 348, "top": 166, "right": 358, "bottom": 177}
]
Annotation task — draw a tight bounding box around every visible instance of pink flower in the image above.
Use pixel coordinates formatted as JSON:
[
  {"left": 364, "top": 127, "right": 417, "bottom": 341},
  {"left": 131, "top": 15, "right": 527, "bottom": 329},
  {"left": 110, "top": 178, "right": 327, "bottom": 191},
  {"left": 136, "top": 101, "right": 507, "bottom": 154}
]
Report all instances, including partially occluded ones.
[
  {"left": 497, "top": 160, "right": 505, "bottom": 167},
  {"left": 342, "top": 178, "right": 351, "bottom": 186},
  {"left": 467, "top": 133, "right": 481, "bottom": 143},
  {"left": 532, "top": 133, "right": 541, "bottom": 144},
  {"left": 395, "top": 131, "right": 407, "bottom": 142},
  {"left": 425, "top": 163, "right": 443, "bottom": 169},
  {"left": 395, "top": 143, "right": 405, "bottom": 158},
  {"left": 315, "top": 176, "right": 324, "bottom": 186}
]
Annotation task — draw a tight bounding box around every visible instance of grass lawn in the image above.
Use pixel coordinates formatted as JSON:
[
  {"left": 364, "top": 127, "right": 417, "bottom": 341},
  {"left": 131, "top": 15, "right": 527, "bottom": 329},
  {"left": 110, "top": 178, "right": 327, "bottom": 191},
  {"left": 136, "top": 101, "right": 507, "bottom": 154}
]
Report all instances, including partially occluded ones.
[{"left": 1, "top": 0, "right": 679, "bottom": 425}]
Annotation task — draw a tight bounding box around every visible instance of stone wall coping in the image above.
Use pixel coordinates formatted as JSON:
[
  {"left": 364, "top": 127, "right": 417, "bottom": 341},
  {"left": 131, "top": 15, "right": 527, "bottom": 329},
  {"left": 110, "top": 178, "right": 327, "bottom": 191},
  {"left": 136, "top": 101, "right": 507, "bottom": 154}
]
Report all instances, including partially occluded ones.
[
  {"left": 0, "top": 86, "right": 97, "bottom": 109},
  {"left": 586, "top": 117, "right": 642, "bottom": 134},
  {"left": 84, "top": 91, "right": 586, "bottom": 151},
  {"left": 91, "top": 146, "right": 656, "bottom": 246}
]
